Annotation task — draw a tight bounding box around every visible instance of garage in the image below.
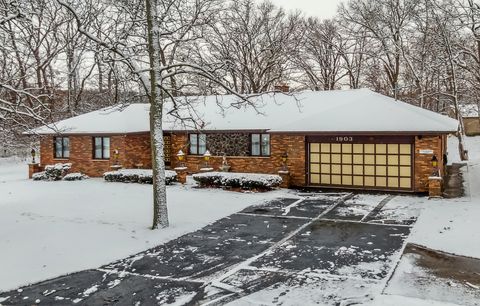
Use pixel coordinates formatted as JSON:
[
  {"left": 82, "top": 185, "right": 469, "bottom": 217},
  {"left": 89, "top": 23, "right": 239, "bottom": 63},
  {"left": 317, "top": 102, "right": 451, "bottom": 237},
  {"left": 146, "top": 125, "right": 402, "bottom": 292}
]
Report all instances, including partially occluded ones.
[{"left": 308, "top": 136, "right": 414, "bottom": 191}]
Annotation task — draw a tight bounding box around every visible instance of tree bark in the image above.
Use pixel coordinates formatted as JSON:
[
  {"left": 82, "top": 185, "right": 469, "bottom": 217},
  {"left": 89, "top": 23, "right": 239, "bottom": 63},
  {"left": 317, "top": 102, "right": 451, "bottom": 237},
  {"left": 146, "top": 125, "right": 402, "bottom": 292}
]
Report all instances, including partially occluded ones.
[{"left": 145, "top": 0, "right": 169, "bottom": 229}]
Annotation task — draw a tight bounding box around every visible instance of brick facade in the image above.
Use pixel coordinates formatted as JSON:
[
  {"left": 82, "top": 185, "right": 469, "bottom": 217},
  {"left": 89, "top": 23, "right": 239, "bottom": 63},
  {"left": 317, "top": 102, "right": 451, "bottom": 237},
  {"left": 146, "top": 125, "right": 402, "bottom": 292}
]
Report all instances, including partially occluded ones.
[
  {"left": 170, "top": 134, "right": 306, "bottom": 186},
  {"left": 413, "top": 135, "right": 445, "bottom": 193},
  {"left": 38, "top": 132, "right": 449, "bottom": 192}
]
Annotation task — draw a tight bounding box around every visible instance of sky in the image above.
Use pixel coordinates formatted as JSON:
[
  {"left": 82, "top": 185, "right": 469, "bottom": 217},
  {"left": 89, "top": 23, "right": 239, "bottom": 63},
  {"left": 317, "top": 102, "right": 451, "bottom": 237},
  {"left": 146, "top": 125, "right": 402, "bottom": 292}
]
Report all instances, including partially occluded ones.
[{"left": 266, "top": 0, "right": 345, "bottom": 19}]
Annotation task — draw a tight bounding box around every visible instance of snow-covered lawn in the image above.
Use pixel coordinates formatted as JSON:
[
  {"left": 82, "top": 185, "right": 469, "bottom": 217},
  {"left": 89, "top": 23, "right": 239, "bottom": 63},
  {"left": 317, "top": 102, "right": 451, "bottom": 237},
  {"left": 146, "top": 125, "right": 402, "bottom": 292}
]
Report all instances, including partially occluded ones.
[
  {"left": 0, "top": 159, "right": 290, "bottom": 292},
  {"left": 1, "top": 136, "right": 479, "bottom": 305}
]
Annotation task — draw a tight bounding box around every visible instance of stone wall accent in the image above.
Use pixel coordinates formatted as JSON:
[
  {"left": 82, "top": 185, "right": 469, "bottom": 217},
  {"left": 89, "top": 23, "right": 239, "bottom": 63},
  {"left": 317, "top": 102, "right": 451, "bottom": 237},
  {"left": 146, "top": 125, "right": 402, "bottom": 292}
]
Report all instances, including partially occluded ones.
[
  {"left": 414, "top": 135, "right": 445, "bottom": 193},
  {"left": 206, "top": 133, "right": 250, "bottom": 156},
  {"left": 171, "top": 134, "right": 306, "bottom": 186}
]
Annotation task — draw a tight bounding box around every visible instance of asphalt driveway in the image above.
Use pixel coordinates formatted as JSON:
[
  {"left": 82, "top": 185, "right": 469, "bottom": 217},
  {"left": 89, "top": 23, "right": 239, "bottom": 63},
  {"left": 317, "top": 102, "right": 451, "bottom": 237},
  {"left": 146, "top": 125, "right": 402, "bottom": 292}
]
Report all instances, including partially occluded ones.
[{"left": 0, "top": 192, "right": 418, "bottom": 305}]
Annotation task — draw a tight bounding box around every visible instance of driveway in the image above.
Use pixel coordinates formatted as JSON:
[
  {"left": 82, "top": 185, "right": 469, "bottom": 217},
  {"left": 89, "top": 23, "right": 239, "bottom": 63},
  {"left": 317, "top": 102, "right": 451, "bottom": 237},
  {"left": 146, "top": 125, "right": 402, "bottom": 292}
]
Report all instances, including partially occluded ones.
[{"left": 0, "top": 192, "right": 419, "bottom": 305}]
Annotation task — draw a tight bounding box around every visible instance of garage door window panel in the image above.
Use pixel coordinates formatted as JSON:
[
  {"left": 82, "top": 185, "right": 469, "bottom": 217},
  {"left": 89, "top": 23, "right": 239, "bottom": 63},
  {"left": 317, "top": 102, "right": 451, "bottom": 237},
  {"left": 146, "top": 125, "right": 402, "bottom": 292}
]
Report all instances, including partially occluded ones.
[{"left": 308, "top": 140, "right": 413, "bottom": 191}]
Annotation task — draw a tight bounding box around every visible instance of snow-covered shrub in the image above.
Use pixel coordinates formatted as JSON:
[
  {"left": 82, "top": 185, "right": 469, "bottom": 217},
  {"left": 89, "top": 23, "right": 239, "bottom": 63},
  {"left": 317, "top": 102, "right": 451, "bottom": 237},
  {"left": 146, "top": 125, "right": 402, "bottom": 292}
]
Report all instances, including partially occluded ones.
[
  {"left": 33, "top": 163, "right": 72, "bottom": 181},
  {"left": 63, "top": 173, "right": 89, "bottom": 181},
  {"left": 103, "top": 169, "right": 177, "bottom": 185},
  {"left": 192, "top": 172, "right": 282, "bottom": 190},
  {"left": 32, "top": 171, "right": 47, "bottom": 181}
]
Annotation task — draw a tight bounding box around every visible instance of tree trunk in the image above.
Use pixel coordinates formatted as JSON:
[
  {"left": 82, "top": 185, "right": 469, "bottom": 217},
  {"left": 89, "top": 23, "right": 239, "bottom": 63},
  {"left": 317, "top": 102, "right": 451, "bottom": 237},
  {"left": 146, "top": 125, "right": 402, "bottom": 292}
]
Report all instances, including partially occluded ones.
[{"left": 146, "top": 0, "right": 169, "bottom": 229}]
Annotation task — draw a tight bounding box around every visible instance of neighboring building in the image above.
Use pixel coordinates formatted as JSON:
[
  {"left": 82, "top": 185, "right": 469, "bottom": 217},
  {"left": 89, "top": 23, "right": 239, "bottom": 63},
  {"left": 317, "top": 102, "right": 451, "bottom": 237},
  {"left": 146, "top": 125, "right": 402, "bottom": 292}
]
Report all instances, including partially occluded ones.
[
  {"left": 28, "top": 89, "right": 458, "bottom": 193},
  {"left": 460, "top": 104, "right": 480, "bottom": 136}
]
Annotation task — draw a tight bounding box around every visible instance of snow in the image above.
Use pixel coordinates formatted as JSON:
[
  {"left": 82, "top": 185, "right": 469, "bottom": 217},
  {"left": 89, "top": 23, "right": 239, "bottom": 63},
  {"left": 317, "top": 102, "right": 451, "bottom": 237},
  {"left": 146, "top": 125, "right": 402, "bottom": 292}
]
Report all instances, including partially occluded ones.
[
  {"left": 360, "top": 294, "right": 461, "bottom": 306},
  {"left": 407, "top": 135, "right": 480, "bottom": 258},
  {"left": 103, "top": 168, "right": 177, "bottom": 180},
  {"left": 460, "top": 103, "right": 479, "bottom": 117},
  {"left": 27, "top": 89, "right": 458, "bottom": 135},
  {"left": 0, "top": 160, "right": 288, "bottom": 292},
  {"left": 62, "top": 173, "right": 89, "bottom": 181}
]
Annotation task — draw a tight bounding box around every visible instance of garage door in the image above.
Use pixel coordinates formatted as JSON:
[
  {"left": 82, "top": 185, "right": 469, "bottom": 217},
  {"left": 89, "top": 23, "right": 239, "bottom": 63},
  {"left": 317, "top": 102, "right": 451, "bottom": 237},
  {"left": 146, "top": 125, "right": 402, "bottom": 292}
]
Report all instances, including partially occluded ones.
[{"left": 308, "top": 141, "right": 413, "bottom": 191}]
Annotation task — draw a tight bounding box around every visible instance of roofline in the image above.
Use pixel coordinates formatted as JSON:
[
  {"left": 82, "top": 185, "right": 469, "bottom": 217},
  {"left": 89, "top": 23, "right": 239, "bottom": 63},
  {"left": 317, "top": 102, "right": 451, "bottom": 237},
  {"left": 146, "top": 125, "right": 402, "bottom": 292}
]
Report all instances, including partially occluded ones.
[
  {"left": 31, "top": 129, "right": 456, "bottom": 137},
  {"left": 267, "top": 130, "right": 457, "bottom": 135}
]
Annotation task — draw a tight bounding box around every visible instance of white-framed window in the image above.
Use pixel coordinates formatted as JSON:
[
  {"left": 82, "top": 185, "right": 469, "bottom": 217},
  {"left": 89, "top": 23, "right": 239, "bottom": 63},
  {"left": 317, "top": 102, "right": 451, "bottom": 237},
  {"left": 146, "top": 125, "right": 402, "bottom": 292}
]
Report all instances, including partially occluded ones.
[
  {"left": 189, "top": 133, "right": 207, "bottom": 155},
  {"left": 54, "top": 137, "right": 69, "bottom": 159},
  {"left": 93, "top": 136, "right": 110, "bottom": 159},
  {"left": 251, "top": 134, "right": 270, "bottom": 156}
]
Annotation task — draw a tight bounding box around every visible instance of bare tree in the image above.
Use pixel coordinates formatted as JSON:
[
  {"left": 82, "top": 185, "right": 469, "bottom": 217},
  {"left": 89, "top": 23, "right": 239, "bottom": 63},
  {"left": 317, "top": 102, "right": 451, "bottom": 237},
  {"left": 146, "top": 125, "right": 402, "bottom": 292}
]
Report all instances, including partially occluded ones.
[
  {"left": 58, "top": 0, "right": 263, "bottom": 229},
  {"left": 340, "top": 0, "right": 418, "bottom": 97},
  {"left": 293, "top": 18, "right": 347, "bottom": 91},
  {"left": 203, "top": 0, "right": 299, "bottom": 94}
]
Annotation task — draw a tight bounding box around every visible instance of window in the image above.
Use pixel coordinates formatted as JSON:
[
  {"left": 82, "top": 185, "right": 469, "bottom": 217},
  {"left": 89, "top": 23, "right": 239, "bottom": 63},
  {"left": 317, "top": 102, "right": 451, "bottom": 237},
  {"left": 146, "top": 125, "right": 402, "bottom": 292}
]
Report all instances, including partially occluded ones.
[
  {"left": 189, "top": 133, "right": 206, "bottom": 155},
  {"left": 251, "top": 134, "right": 270, "bottom": 156},
  {"left": 54, "top": 137, "right": 69, "bottom": 159},
  {"left": 93, "top": 137, "right": 110, "bottom": 159}
]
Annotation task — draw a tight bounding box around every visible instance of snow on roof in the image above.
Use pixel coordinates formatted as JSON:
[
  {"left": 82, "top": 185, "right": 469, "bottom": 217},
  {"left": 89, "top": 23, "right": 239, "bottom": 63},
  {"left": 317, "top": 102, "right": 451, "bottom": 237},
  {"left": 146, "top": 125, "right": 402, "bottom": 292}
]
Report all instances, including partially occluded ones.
[{"left": 28, "top": 89, "right": 458, "bottom": 135}]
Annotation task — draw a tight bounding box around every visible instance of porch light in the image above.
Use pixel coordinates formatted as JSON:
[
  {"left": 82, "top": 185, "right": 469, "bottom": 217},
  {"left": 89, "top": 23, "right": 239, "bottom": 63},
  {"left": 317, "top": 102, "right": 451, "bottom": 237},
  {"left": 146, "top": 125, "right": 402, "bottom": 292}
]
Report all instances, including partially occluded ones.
[
  {"left": 30, "top": 148, "right": 36, "bottom": 164},
  {"left": 203, "top": 150, "right": 211, "bottom": 162},
  {"left": 281, "top": 152, "right": 288, "bottom": 171},
  {"left": 177, "top": 150, "right": 185, "bottom": 161},
  {"left": 431, "top": 155, "right": 439, "bottom": 176}
]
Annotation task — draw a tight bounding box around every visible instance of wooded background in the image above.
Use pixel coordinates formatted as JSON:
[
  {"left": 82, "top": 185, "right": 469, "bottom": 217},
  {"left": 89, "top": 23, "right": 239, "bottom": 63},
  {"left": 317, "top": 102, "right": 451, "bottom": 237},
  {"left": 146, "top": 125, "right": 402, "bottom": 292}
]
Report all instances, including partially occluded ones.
[{"left": 1, "top": 0, "right": 479, "bottom": 155}]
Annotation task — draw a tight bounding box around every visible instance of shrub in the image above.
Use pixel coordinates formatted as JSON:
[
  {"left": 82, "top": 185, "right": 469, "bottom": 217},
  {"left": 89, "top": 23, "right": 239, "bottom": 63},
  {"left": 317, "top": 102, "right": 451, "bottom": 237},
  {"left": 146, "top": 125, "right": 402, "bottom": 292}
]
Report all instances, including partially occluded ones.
[
  {"left": 192, "top": 172, "right": 282, "bottom": 190},
  {"left": 33, "top": 163, "right": 72, "bottom": 181},
  {"left": 63, "top": 173, "right": 89, "bottom": 181},
  {"left": 103, "top": 169, "right": 177, "bottom": 185},
  {"left": 32, "top": 171, "right": 47, "bottom": 181}
]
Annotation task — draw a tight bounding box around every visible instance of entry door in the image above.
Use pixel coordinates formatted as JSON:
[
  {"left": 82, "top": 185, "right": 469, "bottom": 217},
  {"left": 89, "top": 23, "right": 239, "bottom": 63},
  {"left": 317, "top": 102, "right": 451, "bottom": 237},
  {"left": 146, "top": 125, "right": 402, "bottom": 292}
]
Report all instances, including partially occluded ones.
[{"left": 308, "top": 142, "right": 413, "bottom": 190}]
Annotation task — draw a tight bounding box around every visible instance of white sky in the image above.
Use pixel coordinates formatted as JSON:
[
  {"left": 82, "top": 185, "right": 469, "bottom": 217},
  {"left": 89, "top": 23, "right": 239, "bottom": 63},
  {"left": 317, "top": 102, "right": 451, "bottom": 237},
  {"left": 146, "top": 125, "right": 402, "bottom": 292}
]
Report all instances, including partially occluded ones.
[{"left": 265, "top": 0, "right": 345, "bottom": 19}]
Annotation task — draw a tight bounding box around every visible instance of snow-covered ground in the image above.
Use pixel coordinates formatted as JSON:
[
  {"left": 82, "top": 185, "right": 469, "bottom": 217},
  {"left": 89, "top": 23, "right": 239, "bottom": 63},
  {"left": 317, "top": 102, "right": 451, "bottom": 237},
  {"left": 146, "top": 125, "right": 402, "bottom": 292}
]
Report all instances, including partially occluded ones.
[
  {"left": 1, "top": 135, "right": 479, "bottom": 305},
  {"left": 0, "top": 159, "right": 291, "bottom": 292},
  {"left": 408, "top": 135, "right": 480, "bottom": 259}
]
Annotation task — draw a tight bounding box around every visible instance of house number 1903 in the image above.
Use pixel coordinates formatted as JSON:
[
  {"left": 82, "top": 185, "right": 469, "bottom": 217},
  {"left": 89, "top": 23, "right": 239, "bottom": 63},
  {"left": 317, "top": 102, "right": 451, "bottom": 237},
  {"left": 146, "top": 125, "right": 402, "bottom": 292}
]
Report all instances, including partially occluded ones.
[{"left": 335, "top": 136, "right": 354, "bottom": 142}]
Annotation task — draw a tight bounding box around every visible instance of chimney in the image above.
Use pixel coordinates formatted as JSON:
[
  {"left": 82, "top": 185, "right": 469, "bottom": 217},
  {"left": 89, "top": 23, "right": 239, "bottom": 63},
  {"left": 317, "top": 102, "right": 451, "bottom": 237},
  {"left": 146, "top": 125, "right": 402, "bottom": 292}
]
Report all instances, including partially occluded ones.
[{"left": 274, "top": 84, "right": 290, "bottom": 93}]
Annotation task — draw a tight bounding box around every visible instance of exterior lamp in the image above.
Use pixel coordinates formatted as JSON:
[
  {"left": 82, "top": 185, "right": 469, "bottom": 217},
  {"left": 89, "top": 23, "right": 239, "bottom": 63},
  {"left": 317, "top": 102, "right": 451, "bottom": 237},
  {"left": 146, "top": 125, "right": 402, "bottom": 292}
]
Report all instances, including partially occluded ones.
[
  {"left": 203, "top": 150, "right": 211, "bottom": 161},
  {"left": 113, "top": 149, "right": 120, "bottom": 164},
  {"left": 203, "top": 150, "right": 211, "bottom": 168},
  {"left": 30, "top": 148, "right": 36, "bottom": 164},
  {"left": 281, "top": 152, "right": 288, "bottom": 171},
  {"left": 431, "top": 155, "right": 439, "bottom": 176},
  {"left": 177, "top": 150, "right": 185, "bottom": 167}
]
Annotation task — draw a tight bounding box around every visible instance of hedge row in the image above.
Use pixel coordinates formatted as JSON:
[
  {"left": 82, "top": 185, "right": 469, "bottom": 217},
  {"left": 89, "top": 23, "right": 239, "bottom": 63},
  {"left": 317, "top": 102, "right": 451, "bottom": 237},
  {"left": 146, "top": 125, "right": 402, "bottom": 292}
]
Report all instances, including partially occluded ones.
[
  {"left": 103, "top": 169, "right": 177, "bottom": 185},
  {"left": 192, "top": 172, "right": 282, "bottom": 190}
]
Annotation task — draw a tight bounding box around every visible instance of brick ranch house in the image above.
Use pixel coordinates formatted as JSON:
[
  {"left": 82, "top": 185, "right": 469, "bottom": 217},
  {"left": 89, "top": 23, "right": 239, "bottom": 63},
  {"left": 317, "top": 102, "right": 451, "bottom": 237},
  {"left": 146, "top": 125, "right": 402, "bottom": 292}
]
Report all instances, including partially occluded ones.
[{"left": 28, "top": 89, "right": 458, "bottom": 193}]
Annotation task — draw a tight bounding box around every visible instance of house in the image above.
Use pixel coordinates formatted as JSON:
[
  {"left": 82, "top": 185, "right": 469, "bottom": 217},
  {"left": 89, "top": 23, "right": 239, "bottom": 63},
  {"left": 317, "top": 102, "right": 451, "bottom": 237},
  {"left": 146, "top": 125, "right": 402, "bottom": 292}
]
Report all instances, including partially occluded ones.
[
  {"left": 27, "top": 89, "right": 458, "bottom": 193},
  {"left": 460, "top": 104, "right": 480, "bottom": 136}
]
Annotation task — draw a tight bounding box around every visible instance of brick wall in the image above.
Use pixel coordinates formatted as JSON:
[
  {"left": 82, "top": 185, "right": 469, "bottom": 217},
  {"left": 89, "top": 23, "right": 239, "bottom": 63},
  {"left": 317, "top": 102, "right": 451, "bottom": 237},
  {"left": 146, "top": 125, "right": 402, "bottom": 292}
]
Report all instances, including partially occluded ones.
[
  {"left": 170, "top": 134, "right": 306, "bottom": 186},
  {"left": 40, "top": 135, "right": 126, "bottom": 177},
  {"left": 414, "top": 135, "right": 445, "bottom": 193},
  {"left": 124, "top": 133, "right": 152, "bottom": 169},
  {"left": 38, "top": 132, "right": 448, "bottom": 192}
]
